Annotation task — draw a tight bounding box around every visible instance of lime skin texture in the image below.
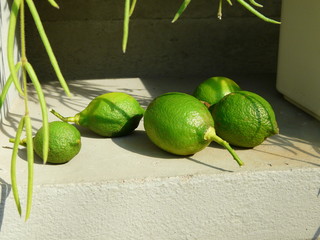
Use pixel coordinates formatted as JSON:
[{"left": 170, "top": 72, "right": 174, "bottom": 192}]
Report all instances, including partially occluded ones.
[
  {"left": 75, "top": 92, "right": 145, "bottom": 137},
  {"left": 144, "top": 92, "right": 214, "bottom": 156},
  {"left": 51, "top": 92, "right": 145, "bottom": 137},
  {"left": 33, "top": 121, "right": 81, "bottom": 164},
  {"left": 193, "top": 76, "right": 241, "bottom": 106},
  {"left": 144, "top": 92, "right": 243, "bottom": 166},
  {"left": 211, "top": 90, "right": 279, "bottom": 148}
]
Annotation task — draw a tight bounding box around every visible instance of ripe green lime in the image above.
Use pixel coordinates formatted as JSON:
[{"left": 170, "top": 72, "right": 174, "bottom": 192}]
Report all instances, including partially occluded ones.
[
  {"left": 211, "top": 91, "right": 279, "bottom": 148},
  {"left": 193, "top": 76, "right": 241, "bottom": 106},
  {"left": 51, "top": 92, "right": 145, "bottom": 137},
  {"left": 144, "top": 92, "right": 243, "bottom": 166},
  {"left": 33, "top": 121, "right": 81, "bottom": 164}
]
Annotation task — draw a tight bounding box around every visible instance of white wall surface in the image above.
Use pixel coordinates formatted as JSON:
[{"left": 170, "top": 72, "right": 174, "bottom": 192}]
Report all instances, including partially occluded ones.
[
  {"left": 0, "top": 168, "right": 319, "bottom": 240},
  {"left": 0, "top": 0, "right": 20, "bottom": 121}
]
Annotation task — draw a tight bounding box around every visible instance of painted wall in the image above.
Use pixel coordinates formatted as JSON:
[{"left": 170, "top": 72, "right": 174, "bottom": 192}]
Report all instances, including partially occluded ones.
[
  {"left": 25, "top": 0, "right": 281, "bottom": 81},
  {"left": 0, "top": 0, "right": 20, "bottom": 121}
]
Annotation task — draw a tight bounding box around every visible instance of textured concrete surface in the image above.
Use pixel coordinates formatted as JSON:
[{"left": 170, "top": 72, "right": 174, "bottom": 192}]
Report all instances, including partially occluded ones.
[
  {"left": 25, "top": 0, "right": 281, "bottom": 81},
  {"left": 0, "top": 75, "right": 319, "bottom": 239}
]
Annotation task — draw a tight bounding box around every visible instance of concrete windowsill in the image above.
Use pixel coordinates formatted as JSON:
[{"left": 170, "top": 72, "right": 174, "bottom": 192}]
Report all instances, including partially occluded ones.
[{"left": 0, "top": 75, "right": 319, "bottom": 239}]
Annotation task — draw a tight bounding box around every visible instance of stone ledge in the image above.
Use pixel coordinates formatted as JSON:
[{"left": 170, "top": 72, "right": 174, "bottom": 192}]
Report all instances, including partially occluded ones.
[{"left": 0, "top": 75, "right": 319, "bottom": 239}]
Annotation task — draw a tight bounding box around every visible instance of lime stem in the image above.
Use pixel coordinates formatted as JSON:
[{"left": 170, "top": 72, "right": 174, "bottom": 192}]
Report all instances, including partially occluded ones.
[
  {"left": 9, "top": 137, "right": 27, "bottom": 146},
  {"left": 50, "top": 109, "right": 77, "bottom": 123},
  {"left": 205, "top": 127, "right": 244, "bottom": 166}
]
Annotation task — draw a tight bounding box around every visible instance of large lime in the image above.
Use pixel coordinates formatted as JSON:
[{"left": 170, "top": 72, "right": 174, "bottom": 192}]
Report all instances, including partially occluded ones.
[
  {"left": 211, "top": 91, "right": 279, "bottom": 148},
  {"left": 144, "top": 92, "right": 243, "bottom": 166}
]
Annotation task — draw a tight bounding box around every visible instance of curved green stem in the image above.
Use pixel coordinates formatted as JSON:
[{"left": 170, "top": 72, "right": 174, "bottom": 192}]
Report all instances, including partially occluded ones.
[
  {"left": 172, "top": 0, "right": 191, "bottom": 23},
  {"left": 249, "top": 0, "right": 263, "bottom": 8},
  {"left": 0, "top": 62, "right": 22, "bottom": 109},
  {"left": 24, "top": 115, "right": 34, "bottom": 221},
  {"left": 25, "top": 0, "right": 71, "bottom": 96},
  {"left": 236, "top": 0, "right": 280, "bottom": 24},
  {"left": 50, "top": 108, "right": 77, "bottom": 123},
  {"left": 123, "top": 0, "right": 130, "bottom": 53},
  {"left": 226, "top": 0, "right": 233, "bottom": 6},
  {"left": 7, "top": 0, "right": 24, "bottom": 95},
  {"left": 129, "top": 0, "right": 137, "bottom": 16},
  {"left": 205, "top": 127, "right": 244, "bottom": 166},
  {"left": 10, "top": 116, "right": 25, "bottom": 217},
  {"left": 24, "top": 62, "right": 49, "bottom": 164},
  {"left": 47, "top": 0, "right": 59, "bottom": 8}
]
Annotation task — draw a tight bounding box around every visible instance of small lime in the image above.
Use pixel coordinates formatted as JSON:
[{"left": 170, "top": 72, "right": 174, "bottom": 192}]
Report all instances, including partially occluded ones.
[
  {"left": 193, "top": 76, "right": 241, "bottom": 106},
  {"left": 33, "top": 121, "right": 81, "bottom": 164},
  {"left": 211, "top": 91, "right": 279, "bottom": 148}
]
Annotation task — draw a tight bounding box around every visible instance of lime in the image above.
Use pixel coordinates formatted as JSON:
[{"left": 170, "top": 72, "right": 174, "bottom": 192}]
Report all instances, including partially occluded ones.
[
  {"left": 50, "top": 92, "right": 145, "bottom": 137},
  {"left": 193, "top": 76, "right": 241, "bottom": 106},
  {"left": 144, "top": 92, "right": 243, "bottom": 166},
  {"left": 33, "top": 121, "right": 81, "bottom": 164},
  {"left": 211, "top": 91, "right": 279, "bottom": 148}
]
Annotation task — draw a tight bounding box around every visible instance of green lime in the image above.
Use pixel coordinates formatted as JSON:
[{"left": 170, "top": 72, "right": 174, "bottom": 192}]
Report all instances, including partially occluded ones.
[
  {"left": 51, "top": 92, "right": 145, "bottom": 137},
  {"left": 211, "top": 91, "right": 279, "bottom": 148},
  {"left": 33, "top": 121, "right": 81, "bottom": 164},
  {"left": 193, "top": 76, "right": 241, "bottom": 106},
  {"left": 144, "top": 92, "right": 243, "bottom": 166}
]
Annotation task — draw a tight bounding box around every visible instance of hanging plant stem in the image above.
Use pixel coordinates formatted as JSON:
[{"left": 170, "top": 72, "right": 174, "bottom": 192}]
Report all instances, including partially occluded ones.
[
  {"left": 4, "top": 0, "right": 71, "bottom": 220},
  {"left": 25, "top": 0, "right": 71, "bottom": 96},
  {"left": 122, "top": 0, "right": 130, "bottom": 53}
]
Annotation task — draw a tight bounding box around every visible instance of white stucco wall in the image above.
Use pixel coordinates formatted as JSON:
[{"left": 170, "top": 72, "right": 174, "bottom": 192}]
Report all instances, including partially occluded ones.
[
  {"left": 1, "top": 168, "right": 319, "bottom": 240},
  {"left": 0, "top": 0, "right": 20, "bottom": 121}
]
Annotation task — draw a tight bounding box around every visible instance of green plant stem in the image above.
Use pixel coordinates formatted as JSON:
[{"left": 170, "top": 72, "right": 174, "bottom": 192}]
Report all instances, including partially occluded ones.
[
  {"left": 24, "top": 62, "right": 49, "bottom": 163},
  {"left": 172, "top": 0, "right": 191, "bottom": 23},
  {"left": 7, "top": 0, "right": 24, "bottom": 95},
  {"left": 236, "top": 0, "right": 280, "bottom": 24},
  {"left": 11, "top": 117, "right": 25, "bottom": 217},
  {"left": 50, "top": 108, "right": 77, "bottom": 123},
  {"left": 129, "top": 0, "right": 137, "bottom": 16},
  {"left": 47, "top": 0, "right": 59, "bottom": 8},
  {"left": 20, "top": 0, "right": 34, "bottom": 221},
  {"left": 0, "top": 62, "right": 22, "bottom": 109},
  {"left": 218, "top": 0, "right": 223, "bottom": 20},
  {"left": 25, "top": 0, "right": 71, "bottom": 96},
  {"left": 123, "top": 0, "right": 130, "bottom": 53},
  {"left": 9, "top": 137, "right": 27, "bottom": 146},
  {"left": 226, "top": 0, "right": 233, "bottom": 6},
  {"left": 24, "top": 115, "right": 34, "bottom": 221},
  {"left": 205, "top": 127, "right": 244, "bottom": 166},
  {"left": 249, "top": 0, "right": 263, "bottom": 8}
]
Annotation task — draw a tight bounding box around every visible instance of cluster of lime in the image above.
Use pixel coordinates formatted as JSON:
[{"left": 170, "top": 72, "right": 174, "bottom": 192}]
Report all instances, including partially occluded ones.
[
  {"left": 31, "top": 77, "right": 278, "bottom": 166},
  {"left": 193, "top": 77, "right": 279, "bottom": 148},
  {"left": 30, "top": 92, "right": 145, "bottom": 164},
  {"left": 144, "top": 76, "right": 279, "bottom": 166}
]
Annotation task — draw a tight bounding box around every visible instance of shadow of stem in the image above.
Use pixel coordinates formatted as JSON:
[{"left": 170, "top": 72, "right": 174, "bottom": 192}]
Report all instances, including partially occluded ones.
[{"left": 0, "top": 178, "right": 11, "bottom": 231}]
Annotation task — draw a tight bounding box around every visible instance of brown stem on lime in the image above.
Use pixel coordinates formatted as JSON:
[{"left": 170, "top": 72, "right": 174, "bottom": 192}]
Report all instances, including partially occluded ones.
[
  {"left": 50, "top": 109, "right": 77, "bottom": 123},
  {"left": 204, "top": 127, "right": 244, "bottom": 166}
]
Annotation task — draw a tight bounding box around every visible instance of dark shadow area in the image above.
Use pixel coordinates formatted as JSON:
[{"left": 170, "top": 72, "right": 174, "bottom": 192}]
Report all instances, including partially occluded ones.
[
  {"left": 24, "top": 0, "right": 281, "bottom": 82},
  {"left": 0, "top": 178, "right": 11, "bottom": 232},
  {"left": 312, "top": 226, "right": 320, "bottom": 240},
  {"left": 112, "top": 130, "right": 233, "bottom": 172},
  {"left": 186, "top": 157, "right": 233, "bottom": 172},
  {"left": 112, "top": 130, "right": 177, "bottom": 159}
]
